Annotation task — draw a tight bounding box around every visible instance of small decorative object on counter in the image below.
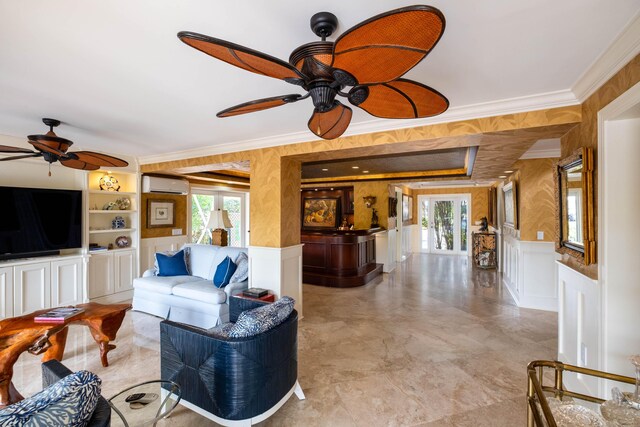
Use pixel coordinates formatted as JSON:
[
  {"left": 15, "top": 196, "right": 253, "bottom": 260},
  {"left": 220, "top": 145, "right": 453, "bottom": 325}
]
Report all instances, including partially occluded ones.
[
  {"left": 115, "top": 197, "right": 131, "bottom": 210},
  {"left": 115, "top": 236, "right": 131, "bottom": 248},
  {"left": 338, "top": 216, "right": 349, "bottom": 230},
  {"left": 112, "top": 216, "right": 126, "bottom": 229},
  {"left": 370, "top": 208, "right": 379, "bottom": 228},
  {"left": 99, "top": 174, "right": 120, "bottom": 191}
]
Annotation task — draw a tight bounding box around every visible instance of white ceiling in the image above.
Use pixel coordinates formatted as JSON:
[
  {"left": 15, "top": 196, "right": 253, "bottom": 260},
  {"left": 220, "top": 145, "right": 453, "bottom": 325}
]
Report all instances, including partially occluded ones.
[{"left": 0, "top": 0, "right": 639, "bottom": 159}]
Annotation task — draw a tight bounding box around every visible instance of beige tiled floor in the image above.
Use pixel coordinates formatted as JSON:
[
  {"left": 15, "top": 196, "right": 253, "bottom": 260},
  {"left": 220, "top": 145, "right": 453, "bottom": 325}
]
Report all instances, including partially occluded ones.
[{"left": 12, "top": 254, "right": 556, "bottom": 426}]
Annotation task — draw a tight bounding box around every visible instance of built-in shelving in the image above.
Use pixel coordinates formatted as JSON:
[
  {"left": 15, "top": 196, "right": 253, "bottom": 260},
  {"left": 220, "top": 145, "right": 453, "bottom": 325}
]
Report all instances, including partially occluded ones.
[
  {"left": 89, "top": 210, "right": 138, "bottom": 214},
  {"left": 89, "top": 228, "right": 136, "bottom": 234},
  {"left": 86, "top": 170, "right": 139, "bottom": 303}
]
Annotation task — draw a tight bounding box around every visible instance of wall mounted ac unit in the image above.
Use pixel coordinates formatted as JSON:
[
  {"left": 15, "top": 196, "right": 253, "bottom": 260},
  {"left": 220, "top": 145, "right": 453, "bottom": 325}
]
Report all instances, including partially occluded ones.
[{"left": 142, "top": 175, "right": 189, "bottom": 194}]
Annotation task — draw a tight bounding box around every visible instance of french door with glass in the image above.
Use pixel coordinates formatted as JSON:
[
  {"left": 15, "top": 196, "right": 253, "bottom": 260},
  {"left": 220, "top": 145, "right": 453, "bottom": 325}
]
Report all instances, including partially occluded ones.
[
  {"left": 191, "top": 190, "right": 246, "bottom": 247},
  {"left": 419, "top": 195, "right": 470, "bottom": 255}
]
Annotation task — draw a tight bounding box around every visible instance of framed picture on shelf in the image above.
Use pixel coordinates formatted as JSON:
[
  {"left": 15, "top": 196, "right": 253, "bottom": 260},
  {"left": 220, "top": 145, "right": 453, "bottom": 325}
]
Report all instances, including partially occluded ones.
[
  {"left": 302, "top": 198, "right": 339, "bottom": 229},
  {"left": 503, "top": 182, "right": 518, "bottom": 229},
  {"left": 147, "top": 199, "right": 175, "bottom": 228}
]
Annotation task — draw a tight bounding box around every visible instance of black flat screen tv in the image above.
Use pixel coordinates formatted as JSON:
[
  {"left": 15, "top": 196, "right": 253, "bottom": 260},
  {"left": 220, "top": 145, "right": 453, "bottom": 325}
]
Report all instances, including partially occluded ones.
[{"left": 0, "top": 186, "right": 82, "bottom": 260}]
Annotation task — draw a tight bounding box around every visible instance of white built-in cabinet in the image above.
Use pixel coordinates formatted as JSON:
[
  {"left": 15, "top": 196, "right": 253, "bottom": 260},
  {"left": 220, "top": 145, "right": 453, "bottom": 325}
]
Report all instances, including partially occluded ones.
[
  {"left": 1, "top": 255, "right": 85, "bottom": 318},
  {"left": 86, "top": 170, "right": 139, "bottom": 303},
  {"left": 88, "top": 249, "right": 135, "bottom": 301}
]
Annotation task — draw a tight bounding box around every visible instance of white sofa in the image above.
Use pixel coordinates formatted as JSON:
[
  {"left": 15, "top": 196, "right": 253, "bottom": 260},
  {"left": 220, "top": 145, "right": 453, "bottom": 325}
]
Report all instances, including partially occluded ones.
[{"left": 132, "top": 244, "right": 248, "bottom": 328}]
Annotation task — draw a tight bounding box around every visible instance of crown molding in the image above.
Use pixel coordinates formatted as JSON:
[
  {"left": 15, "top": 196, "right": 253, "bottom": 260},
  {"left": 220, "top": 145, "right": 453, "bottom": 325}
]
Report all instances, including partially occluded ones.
[
  {"left": 571, "top": 11, "right": 640, "bottom": 103},
  {"left": 138, "top": 89, "right": 578, "bottom": 166}
]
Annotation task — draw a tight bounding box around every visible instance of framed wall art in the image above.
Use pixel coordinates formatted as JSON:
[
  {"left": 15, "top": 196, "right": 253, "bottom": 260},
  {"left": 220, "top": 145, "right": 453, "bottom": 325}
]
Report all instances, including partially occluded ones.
[
  {"left": 147, "top": 199, "right": 175, "bottom": 228},
  {"left": 302, "top": 198, "right": 339, "bottom": 229},
  {"left": 502, "top": 182, "right": 518, "bottom": 229}
]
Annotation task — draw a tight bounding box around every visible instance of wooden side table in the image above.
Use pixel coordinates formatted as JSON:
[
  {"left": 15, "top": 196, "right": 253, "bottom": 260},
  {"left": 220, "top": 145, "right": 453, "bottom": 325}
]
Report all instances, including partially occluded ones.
[{"left": 234, "top": 293, "right": 275, "bottom": 303}]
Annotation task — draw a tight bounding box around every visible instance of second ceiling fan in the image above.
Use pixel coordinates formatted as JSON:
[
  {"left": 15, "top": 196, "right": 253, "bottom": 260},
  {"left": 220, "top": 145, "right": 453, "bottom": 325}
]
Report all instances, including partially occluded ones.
[{"left": 178, "top": 5, "right": 449, "bottom": 140}]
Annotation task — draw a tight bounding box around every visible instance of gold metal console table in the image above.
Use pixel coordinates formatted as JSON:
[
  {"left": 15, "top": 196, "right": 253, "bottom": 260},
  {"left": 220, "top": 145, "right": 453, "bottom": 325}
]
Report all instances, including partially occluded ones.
[{"left": 527, "top": 360, "right": 636, "bottom": 426}]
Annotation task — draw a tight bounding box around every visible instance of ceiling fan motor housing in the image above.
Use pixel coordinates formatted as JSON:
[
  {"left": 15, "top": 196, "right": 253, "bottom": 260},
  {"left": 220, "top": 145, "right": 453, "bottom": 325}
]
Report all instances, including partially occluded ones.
[{"left": 309, "top": 83, "right": 338, "bottom": 112}]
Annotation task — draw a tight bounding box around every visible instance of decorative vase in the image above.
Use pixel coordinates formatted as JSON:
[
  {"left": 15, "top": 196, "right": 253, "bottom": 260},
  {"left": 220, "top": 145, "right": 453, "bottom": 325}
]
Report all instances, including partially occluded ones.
[
  {"left": 112, "top": 216, "right": 126, "bottom": 229},
  {"left": 115, "top": 236, "right": 131, "bottom": 248}
]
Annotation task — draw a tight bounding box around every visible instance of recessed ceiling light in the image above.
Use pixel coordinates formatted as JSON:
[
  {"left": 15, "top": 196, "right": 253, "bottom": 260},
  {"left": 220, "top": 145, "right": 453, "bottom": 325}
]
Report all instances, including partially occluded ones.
[
  {"left": 330, "top": 188, "right": 334, "bottom": 190},
  {"left": 352, "top": 166, "right": 359, "bottom": 169},
  {"left": 322, "top": 168, "right": 328, "bottom": 171},
  {"left": 315, "top": 188, "right": 318, "bottom": 191},
  {"left": 499, "top": 175, "right": 507, "bottom": 179},
  {"left": 504, "top": 170, "right": 513, "bottom": 173},
  {"left": 363, "top": 170, "right": 369, "bottom": 173}
]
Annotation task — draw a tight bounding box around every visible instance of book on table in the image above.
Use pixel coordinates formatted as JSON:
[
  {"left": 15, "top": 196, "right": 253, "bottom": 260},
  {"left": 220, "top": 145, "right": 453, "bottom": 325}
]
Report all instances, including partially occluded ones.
[
  {"left": 242, "top": 288, "right": 269, "bottom": 298},
  {"left": 34, "top": 307, "right": 85, "bottom": 323}
]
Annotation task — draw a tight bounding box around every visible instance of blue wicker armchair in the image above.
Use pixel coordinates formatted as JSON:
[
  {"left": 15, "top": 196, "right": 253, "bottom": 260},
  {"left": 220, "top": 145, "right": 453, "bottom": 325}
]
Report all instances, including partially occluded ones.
[{"left": 160, "top": 297, "right": 303, "bottom": 426}]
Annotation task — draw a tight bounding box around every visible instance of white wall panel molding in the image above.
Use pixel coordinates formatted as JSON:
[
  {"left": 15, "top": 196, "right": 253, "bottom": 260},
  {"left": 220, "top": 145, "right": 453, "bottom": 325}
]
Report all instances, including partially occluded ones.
[
  {"left": 502, "top": 235, "right": 558, "bottom": 311},
  {"left": 140, "top": 236, "right": 190, "bottom": 274},
  {"left": 557, "top": 261, "right": 600, "bottom": 397},
  {"left": 249, "top": 244, "right": 303, "bottom": 317}
]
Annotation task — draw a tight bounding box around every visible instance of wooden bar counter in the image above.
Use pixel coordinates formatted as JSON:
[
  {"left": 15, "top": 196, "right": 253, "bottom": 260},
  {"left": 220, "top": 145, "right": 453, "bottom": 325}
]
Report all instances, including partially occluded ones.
[{"left": 301, "top": 228, "right": 384, "bottom": 287}]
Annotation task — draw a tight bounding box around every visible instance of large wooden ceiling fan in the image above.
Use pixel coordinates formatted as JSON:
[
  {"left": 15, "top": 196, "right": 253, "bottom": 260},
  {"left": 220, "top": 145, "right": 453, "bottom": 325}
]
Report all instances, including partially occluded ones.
[
  {"left": 0, "top": 118, "right": 128, "bottom": 175},
  {"left": 178, "top": 5, "right": 449, "bottom": 140}
]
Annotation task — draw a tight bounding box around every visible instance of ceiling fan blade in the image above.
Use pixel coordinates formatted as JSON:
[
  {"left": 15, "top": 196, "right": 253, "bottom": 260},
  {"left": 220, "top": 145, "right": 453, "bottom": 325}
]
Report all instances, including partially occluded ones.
[
  {"left": 67, "top": 151, "right": 129, "bottom": 167},
  {"left": 352, "top": 79, "right": 449, "bottom": 119},
  {"left": 60, "top": 158, "right": 100, "bottom": 171},
  {"left": 217, "top": 94, "right": 303, "bottom": 118},
  {"left": 0, "top": 153, "right": 42, "bottom": 161},
  {"left": 178, "top": 32, "right": 306, "bottom": 84},
  {"left": 331, "top": 5, "right": 445, "bottom": 85},
  {"left": 308, "top": 102, "right": 352, "bottom": 140},
  {"left": 28, "top": 140, "right": 66, "bottom": 156},
  {"left": 0, "top": 145, "right": 35, "bottom": 154}
]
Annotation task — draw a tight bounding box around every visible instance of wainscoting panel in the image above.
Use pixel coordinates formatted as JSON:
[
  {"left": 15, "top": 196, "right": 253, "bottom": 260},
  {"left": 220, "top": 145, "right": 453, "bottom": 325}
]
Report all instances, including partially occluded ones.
[
  {"left": 249, "top": 244, "right": 303, "bottom": 317},
  {"left": 503, "top": 234, "right": 558, "bottom": 311},
  {"left": 140, "top": 236, "right": 189, "bottom": 274},
  {"left": 557, "top": 261, "right": 600, "bottom": 397}
]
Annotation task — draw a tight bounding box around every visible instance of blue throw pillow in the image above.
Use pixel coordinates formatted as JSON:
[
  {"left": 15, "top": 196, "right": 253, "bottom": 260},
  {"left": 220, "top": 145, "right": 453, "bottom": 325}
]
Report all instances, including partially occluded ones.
[
  {"left": 213, "top": 256, "right": 237, "bottom": 288},
  {"left": 156, "top": 249, "right": 189, "bottom": 277},
  {"left": 229, "top": 296, "right": 295, "bottom": 338},
  {"left": 0, "top": 370, "right": 101, "bottom": 426}
]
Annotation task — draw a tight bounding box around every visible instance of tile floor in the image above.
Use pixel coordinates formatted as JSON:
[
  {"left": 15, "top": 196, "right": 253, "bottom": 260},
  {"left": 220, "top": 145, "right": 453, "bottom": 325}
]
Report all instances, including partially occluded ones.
[{"left": 12, "top": 254, "right": 557, "bottom": 426}]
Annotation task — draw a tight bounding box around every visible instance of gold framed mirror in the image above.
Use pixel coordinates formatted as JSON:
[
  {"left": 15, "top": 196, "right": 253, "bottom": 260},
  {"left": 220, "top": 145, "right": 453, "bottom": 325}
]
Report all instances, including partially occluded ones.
[{"left": 554, "top": 147, "right": 596, "bottom": 264}]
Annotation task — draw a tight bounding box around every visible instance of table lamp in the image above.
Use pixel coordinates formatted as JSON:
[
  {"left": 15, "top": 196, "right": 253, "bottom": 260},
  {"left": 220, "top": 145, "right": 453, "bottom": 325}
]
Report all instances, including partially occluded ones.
[{"left": 207, "top": 209, "right": 233, "bottom": 246}]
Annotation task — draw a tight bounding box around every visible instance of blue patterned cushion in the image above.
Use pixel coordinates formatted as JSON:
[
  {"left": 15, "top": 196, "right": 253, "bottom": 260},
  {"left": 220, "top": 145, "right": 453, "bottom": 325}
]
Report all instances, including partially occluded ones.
[
  {"left": 156, "top": 249, "right": 190, "bottom": 277},
  {"left": 228, "top": 296, "right": 295, "bottom": 338},
  {"left": 207, "top": 322, "right": 235, "bottom": 339},
  {"left": 229, "top": 252, "right": 249, "bottom": 283},
  {"left": 213, "top": 256, "right": 237, "bottom": 288},
  {"left": 0, "top": 370, "right": 101, "bottom": 426}
]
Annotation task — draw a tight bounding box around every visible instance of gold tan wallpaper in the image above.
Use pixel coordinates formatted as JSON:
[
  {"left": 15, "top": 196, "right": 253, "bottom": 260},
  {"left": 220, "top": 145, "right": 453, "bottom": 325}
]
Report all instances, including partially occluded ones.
[
  {"left": 514, "top": 158, "right": 558, "bottom": 242},
  {"left": 560, "top": 54, "right": 640, "bottom": 278},
  {"left": 353, "top": 181, "right": 390, "bottom": 229},
  {"left": 248, "top": 148, "right": 301, "bottom": 248},
  {"left": 141, "top": 193, "right": 187, "bottom": 239},
  {"left": 142, "top": 106, "right": 581, "bottom": 249},
  {"left": 410, "top": 187, "right": 489, "bottom": 224}
]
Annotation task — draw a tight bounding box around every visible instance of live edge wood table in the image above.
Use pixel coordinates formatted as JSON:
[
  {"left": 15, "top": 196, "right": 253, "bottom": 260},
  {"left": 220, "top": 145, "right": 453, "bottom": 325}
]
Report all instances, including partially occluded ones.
[{"left": 0, "top": 302, "right": 131, "bottom": 408}]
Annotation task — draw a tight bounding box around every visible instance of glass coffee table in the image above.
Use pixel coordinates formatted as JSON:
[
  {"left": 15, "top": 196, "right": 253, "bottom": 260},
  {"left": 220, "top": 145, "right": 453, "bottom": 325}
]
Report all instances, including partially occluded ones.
[{"left": 108, "top": 380, "right": 181, "bottom": 427}]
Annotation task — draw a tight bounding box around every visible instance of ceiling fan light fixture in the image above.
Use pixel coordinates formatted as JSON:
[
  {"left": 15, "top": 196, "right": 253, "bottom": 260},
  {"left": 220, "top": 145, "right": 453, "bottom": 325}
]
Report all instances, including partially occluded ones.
[
  {"left": 0, "top": 118, "right": 129, "bottom": 175},
  {"left": 179, "top": 5, "right": 448, "bottom": 139}
]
